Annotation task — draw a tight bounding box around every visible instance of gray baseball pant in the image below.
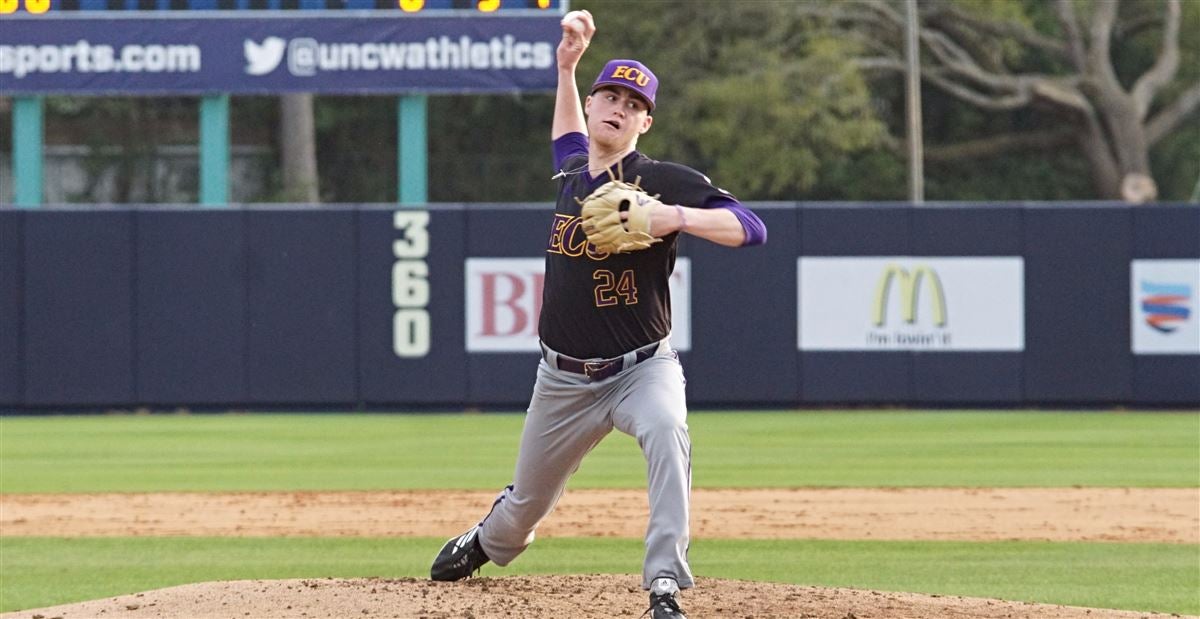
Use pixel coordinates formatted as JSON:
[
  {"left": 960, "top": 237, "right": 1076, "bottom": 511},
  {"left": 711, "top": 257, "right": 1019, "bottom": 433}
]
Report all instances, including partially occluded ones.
[{"left": 476, "top": 342, "right": 693, "bottom": 590}]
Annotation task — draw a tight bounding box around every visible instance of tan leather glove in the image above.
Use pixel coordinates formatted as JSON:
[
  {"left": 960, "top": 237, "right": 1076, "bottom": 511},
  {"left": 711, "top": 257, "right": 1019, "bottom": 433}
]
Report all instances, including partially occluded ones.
[{"left": 578, "top": 180, "right": 663, "bottom": 254}]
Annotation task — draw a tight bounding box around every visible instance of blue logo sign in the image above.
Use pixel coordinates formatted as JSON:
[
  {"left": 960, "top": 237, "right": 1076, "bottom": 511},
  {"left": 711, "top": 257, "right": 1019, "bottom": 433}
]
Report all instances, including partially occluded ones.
[{"left": 1140, "top": 281, "right": 1192, "bottom": 333}]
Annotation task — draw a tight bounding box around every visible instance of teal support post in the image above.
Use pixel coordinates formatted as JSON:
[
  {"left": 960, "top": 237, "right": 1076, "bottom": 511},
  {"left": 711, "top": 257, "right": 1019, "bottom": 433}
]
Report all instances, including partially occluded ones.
[
  {"left": 398, "top": 95, "right": 428, "bottom": 206},
  {"left": 13, "top": 96, "right": 44, "bottom": 207},
  {"left": 200, "top": 94, "right": 230, "bottom": 206}
]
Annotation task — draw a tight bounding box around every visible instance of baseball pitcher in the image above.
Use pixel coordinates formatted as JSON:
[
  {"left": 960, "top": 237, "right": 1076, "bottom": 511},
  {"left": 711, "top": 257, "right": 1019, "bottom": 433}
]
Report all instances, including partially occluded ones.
[{"left": 431, "top": 10, "right": 768, "bottom": 618}]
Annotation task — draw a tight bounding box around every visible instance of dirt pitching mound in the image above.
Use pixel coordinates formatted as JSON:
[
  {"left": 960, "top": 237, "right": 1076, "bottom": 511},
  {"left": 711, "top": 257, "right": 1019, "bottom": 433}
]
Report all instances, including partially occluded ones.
[{"left": 1, "top": 575, "right": 1186, "bottom": 619}]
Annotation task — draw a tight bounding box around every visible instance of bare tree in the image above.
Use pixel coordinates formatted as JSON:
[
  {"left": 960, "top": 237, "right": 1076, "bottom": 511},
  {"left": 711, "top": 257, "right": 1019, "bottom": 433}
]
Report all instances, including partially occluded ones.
[
  {"left": 280, "top": 93, "right": 319, "bottom": 203},
  {"left": 845, "top": 0, "right": 1198, "bottom": 200}
]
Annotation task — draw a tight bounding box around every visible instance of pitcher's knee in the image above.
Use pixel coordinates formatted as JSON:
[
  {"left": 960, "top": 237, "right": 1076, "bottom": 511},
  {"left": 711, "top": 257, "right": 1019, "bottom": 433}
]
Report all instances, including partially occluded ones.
[
  {"left": 643, "top": 412, "right": 688, "bottom": 439},
  {"left": 638, "top": 418, "right": 689, "bottom": 455}
]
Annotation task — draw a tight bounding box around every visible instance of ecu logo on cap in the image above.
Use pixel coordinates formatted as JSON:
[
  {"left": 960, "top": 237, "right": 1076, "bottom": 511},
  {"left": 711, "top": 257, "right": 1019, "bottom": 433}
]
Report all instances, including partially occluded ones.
[{"left": 610, "top": 65, "right": 650, "bottom": 86}]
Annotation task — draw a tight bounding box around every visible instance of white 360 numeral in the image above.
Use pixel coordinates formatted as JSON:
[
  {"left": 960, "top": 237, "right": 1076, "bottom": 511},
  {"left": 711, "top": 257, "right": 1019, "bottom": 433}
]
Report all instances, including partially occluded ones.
[{"left": 392, "top": 211, "right": 431, "bottom": 358}]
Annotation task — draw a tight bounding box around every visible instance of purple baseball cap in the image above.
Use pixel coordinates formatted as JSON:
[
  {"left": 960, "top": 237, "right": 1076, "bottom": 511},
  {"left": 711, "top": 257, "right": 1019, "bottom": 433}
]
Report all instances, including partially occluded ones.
[{"left": 590, "top": 59, "right": 658, "bottom": 111}]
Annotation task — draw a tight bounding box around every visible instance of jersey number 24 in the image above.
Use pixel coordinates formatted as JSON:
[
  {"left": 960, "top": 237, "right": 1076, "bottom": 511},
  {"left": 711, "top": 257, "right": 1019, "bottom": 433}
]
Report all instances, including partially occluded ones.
[{"left": 593, "top": 269, "right": 639, "bottom": 307}]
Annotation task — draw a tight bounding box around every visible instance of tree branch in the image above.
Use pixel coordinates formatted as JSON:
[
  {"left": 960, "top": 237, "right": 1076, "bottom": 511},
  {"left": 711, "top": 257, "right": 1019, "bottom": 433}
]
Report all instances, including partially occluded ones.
[
  {"left": 926, "top": 3, "right": 1069, "bottom": 61},
  {"left": 856, "top": 0, "right": 998, "bottom": 88},
  {"left": 854, "top": 0, "right": 903, "bottom": 26},
  {"left": 1029, "top": 78, "right": 1094, "bottom": 114},
  {"left": 1054, "top": 0, "right": 1089, "bottom": 71},
  {"left": 928, "top": 130, "right": 1078, "bottom": 161},
  {"left": 1078, "top": 114, "right": 1122, "bottom": 197},
  {"left": 880, "top": 128, "right": 1078, "bottom": 161},
  {"left": 1088, "top": 0, "right": 1122, "bottom": 90},
  {"left": 1131, "top": 0, "right": 1182, "bottom": 119},
  {"left": 918, "top": 26, "right": 1031, "bottom": 96},
  {"left": 1114, "top": 13, "right": 1164, "bottom": 40},
  {"left": 922, "top": 68, "right": 1032, "bottom": 110},
  {"left": 854, "top": 57, "right": 905, "bottom": 73},
  {"left": 859, "top": 56, "right": 1072, "bottom": 112},
  {"left": 1146, "top": 82, "right": 1200, "bottom": 146}
]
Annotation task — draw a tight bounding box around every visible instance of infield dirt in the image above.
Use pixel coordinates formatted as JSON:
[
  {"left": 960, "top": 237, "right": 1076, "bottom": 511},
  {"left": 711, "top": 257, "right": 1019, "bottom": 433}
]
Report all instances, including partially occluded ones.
[{"left": 2, "top": 487, "right": 1197, "bottom": 618}]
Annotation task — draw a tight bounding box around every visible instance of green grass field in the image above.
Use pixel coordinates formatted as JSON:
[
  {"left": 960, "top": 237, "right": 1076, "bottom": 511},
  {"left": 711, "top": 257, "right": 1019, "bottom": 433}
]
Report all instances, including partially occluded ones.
[{"left": 1, "top": 411, "right": 1198, "bottom": 615}]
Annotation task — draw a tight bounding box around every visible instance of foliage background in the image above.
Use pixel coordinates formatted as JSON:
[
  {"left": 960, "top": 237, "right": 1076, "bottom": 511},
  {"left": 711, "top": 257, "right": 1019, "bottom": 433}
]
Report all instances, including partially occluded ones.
[{"left": 0, "top": 0, "right": 1196, "bottom": 203}]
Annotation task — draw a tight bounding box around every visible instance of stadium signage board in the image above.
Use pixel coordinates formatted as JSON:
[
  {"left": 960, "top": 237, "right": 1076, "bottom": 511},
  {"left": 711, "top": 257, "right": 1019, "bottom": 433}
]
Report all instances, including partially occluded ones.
[
  {"left": 463, "top": 257, "right": 692, "bottom": 353},
  {"left": 2, "top": 0, "right": 561, "bottom": 15},
  {"left": 1130, "top": 259, "right": 1200, "bottom": 355},
  {"left": 0, "top": 14, "right": 560, "bottom": 93},
  {"left": 798, "top": 257, "right": 1025, "bottom": 352}
]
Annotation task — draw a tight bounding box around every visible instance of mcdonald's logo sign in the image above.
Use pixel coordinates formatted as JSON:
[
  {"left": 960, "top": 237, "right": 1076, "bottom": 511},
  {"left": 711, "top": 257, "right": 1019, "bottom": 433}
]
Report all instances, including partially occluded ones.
[
  {"left": 798, "top": 257, "right": 1024, "bottom": 352},
  {"left": 872, "top": 265, "right": 947, "bottom": 328}
]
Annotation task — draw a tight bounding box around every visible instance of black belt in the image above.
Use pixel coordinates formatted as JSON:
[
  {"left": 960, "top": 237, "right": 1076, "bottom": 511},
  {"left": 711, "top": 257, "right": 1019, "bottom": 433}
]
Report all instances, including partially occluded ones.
[{"left": 551, "top": 341, "right": 660, "bottom": 381}]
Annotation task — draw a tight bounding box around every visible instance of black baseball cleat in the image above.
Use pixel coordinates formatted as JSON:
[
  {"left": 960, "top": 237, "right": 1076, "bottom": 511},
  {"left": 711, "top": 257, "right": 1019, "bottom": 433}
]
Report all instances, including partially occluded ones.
[
  {"left": 643, "top": 578, "right": 687, "bottom": 618},
  {"left": 430, "top": 524, "right": 491, "bottom": 581}
]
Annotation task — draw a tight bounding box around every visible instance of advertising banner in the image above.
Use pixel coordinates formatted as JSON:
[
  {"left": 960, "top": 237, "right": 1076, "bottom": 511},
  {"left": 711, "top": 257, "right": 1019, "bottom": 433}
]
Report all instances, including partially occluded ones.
[
  {"left": 465, "top": 257, "right": 691, "bottom": 353},
  {"left": 799, "top": 257, "right": 1025, "bottom": 352},
  {"left": 1130, "top": 259, "right": 1200, "bottom": 355},
  {"left": 0, "top": 16, "right": 558, "bottom": 94}
]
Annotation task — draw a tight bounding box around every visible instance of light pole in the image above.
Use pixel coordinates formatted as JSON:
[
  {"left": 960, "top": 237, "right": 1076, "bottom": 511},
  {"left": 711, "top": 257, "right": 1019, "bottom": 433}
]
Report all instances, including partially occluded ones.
[{"left": 905, "top": 0, "right": 925, "bottom": 204}]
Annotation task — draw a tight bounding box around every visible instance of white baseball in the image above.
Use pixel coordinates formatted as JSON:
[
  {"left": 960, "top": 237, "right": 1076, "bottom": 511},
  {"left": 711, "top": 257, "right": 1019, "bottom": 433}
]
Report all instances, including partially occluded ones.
[{"left": 561, "top": 10, "right": 589, "bottom": 35}]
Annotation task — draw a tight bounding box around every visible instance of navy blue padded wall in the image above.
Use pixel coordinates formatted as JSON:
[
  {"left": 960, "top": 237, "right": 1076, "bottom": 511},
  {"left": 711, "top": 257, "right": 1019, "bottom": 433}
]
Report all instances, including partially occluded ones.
[
  {"left": 910, "top": 206, "right": 1023, "bottom": 404},
  {"left": 1024, "top": 206, "right": 1133, "bottom": 402},
  {"left": 1135, "top": 356, "right": 1200, "bottom": 405},
  {"left": 246, "top": 209, "right": 358, "bottom": 405},
  {"left": 23, "top": 210, "right": 135, "bottom": 406},
  {"left": 1134, "top": 205, "right": 1200, "bottom": 257},
  {"left": 801, "top": 205, "right": 911, "bottom": 403},
  {"left": 6, "top": 203, "right": 1192, "bottom": 411},
  {"left": 684, "top": 206, "right": 799, "bottom": 405},
  {"left": 0, "top": 211, "right": 21, "bottom": 407},
  {"left": 465, "top": 205, "right": 552, "bottom": 407},
  {"left": 135, "top": 210, "right": 246, "bottom": 405},
  {"left": 1132, "top": 205, "right": 1200, "bottom": 404},
  {"left": 911, "top": 205, "right": 1023, "bottom": 255},
  {"left": 358, "top": 207, "right": 468, "bottom": 406},
  {"left": 801, "top": 204, "right": 911, "bottom": 255}
]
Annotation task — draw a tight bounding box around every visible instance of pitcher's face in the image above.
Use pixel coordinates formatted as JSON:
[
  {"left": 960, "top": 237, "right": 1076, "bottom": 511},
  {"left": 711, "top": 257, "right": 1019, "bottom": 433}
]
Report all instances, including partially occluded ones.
[{"left": 585, "top": 86, "right": 653, "bottom": 148}]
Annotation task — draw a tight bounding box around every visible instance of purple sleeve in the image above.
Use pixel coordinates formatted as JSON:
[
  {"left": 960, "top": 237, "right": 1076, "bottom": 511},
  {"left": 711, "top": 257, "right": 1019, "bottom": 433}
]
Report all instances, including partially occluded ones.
[
  {"left": 709, "top": 197, "right": 767, "bottom": 246},
  {"left": 552, "top": 132, "right": 589, "bottom": 171}
]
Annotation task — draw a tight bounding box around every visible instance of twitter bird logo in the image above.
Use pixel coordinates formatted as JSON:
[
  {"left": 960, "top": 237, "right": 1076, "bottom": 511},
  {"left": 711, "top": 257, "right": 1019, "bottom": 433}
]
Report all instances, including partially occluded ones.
[{"left": 244, "top": 38, "right": 286, "bottom": 76}]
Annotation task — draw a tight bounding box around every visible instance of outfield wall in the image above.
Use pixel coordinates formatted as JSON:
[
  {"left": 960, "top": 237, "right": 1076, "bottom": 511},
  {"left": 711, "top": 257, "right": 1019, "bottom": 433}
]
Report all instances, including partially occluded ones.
[{"left": 1, "top": 203, "right": 1197, "bottom": 410}]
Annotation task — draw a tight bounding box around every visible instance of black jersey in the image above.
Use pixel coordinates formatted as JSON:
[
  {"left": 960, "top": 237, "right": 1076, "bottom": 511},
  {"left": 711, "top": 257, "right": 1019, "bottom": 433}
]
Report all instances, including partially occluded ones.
[{"left": 539, "top": 139, "right": 736, "bottom": 359}]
